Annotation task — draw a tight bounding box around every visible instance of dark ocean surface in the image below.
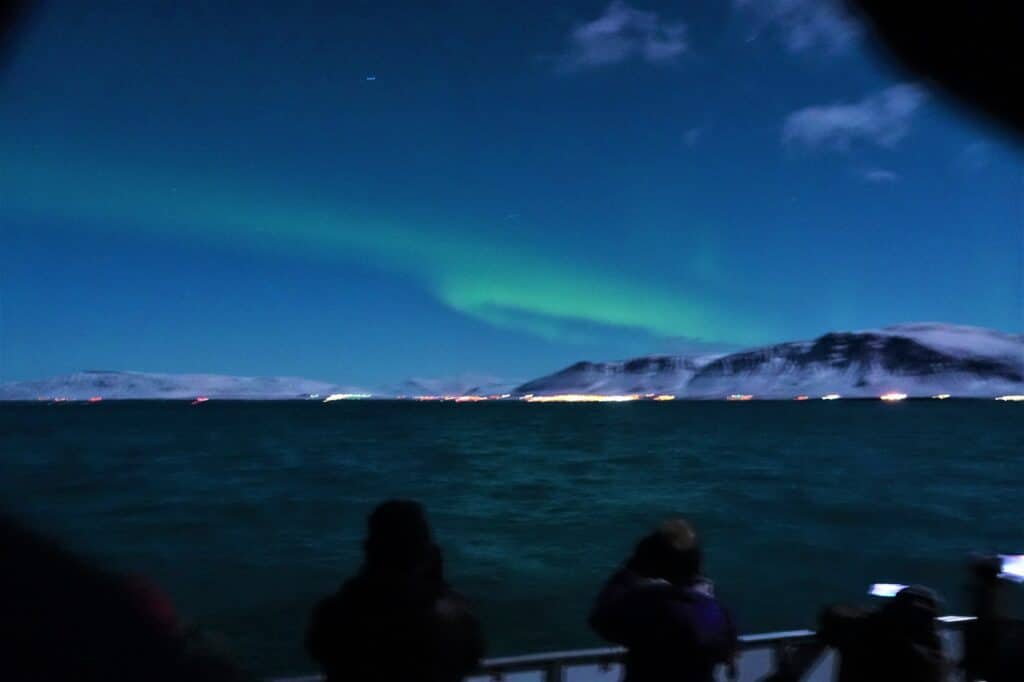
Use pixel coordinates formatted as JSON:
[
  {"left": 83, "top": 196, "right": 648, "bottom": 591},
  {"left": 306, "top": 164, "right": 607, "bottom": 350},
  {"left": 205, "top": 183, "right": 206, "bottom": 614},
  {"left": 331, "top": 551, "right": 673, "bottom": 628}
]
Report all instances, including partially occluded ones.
[{"left": 2, "top": 401, "right": 1022, "bottom": 677}]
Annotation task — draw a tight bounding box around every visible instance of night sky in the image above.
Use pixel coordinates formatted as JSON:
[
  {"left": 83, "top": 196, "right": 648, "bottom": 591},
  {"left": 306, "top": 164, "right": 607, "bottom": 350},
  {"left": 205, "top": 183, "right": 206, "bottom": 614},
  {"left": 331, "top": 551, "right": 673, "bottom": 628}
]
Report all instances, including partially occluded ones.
[{"left": 2, "top": 1, "right": 1022, "bottom": 387}]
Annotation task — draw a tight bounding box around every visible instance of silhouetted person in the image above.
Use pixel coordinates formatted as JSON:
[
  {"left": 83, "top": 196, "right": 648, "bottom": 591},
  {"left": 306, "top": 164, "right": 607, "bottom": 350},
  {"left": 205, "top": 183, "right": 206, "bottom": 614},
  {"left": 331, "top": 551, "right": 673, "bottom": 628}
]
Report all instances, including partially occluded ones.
[
  {"left": 589, "top": 519, "right": 738, "bottom": 682},
  {"left": 306, "top": 500, "right": 484, "bottom": 682},
  {"left": 0, "top": 512, "right": 251, "bottom": 681},
  {"left": 962, "top": 556, "right": 1024, "bottom": 682},
  {"left": 818, "top": 585, "right": 946, "bottom": 682}
]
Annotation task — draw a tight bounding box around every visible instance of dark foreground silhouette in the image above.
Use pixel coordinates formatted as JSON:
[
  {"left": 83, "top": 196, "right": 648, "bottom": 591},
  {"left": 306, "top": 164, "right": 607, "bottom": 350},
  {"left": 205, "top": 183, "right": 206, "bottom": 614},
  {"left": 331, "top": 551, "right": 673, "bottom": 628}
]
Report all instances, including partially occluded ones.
[
  {"left": 306, "top": 500, "right": 485, "bottom": 682},
  {"left": 589, "top": 518, "right": 738, "bottom": 682},
  {"left": 0, "top": 512, "right": 251, "bottom": 682},
  {"left": 4, "top": 503, "right": 1023, "bottom": 682},
  {"left": 961, "top": 556, "right": 1024, "bottom": 682},
  {"left": 848, "top": 1, "right": 1024, "bottom": 138},
  {"left": 819, "top": 585, "right": 945, "bottom": 682}
]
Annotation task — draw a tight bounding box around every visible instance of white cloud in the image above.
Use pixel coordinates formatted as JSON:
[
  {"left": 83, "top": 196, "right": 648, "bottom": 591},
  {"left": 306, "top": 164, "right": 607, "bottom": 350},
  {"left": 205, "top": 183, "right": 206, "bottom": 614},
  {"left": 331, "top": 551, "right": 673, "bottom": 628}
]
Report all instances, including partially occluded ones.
[
  {"left": 556, "top": 1, "right": 687, "bottom": 72},
  {"left": 782, "top": 84, "right": 927, "bottom": 151},
  {"left": 735, "top": 0, "right": 859, "bottom": 54},
  {"left": 859, "top": 168, "right": 900, "bottom": 183}
]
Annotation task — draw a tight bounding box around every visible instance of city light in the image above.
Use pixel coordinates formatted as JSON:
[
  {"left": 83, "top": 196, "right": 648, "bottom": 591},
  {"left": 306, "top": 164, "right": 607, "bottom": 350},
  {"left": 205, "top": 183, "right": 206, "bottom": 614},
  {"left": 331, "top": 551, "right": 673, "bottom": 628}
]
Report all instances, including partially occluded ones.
[
  {"left": 525, "top": 394, "right": 640, "bottom": 403},
  {"left": 653, "top": 395, "right": 676, "bottom": 401},
  {"left": 995, "top": 395, "right": 1024, "bottom": 402},
  {"left": 323, "top": 393, "right": 372, "bottom": 402},
  {"left": 999, "top": 555, "right": 1024, "bottom": 582},
  {"left": 821, "top": 394, "right": 841, "bottom": 401},
  {"left": 191, "top": 396, "right": 209, "bottom": 405},
  {"left": 727, "top": 394, "right": 754, "bottom": 401},
  {"left": 932, "top": 394, "right": 950, "bottom": 400},
  {"left": 880, "top": 392, "right": 908, "bottom": 402},
  {"left": 869, "top": 583, "right": 908, "bottom": 598},
  {"left": 794, "top": 395, "right": 809, "bottom": 401},
  {"left": 454, "top": 396, "right": 487, "bottom": 402},
  {"left": 88, "top": 396, "right": 103, "bottom": 403}
]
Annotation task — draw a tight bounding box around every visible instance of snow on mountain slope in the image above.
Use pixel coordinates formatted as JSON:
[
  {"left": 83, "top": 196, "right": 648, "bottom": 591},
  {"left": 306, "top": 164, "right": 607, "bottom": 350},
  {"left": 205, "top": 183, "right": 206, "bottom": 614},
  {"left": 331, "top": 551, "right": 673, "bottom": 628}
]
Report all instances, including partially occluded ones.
[
  {"left": 870, "top": 323, "right": 1024, "bottom": 362},
  {"left": 515, "top": 355, "right": 719, "bottom": 396},
  {"left": 684, "top": 325, "right": 1022, "bottom": 398},
  {"left": 518, "top": 324, "right": 1023, "bottom": 399},
  {"left": 0, "top": 371, "right": 351, "bottom": 401},
  {"left": 4, "top": 325, "right": 1021, "bottom": 401}
]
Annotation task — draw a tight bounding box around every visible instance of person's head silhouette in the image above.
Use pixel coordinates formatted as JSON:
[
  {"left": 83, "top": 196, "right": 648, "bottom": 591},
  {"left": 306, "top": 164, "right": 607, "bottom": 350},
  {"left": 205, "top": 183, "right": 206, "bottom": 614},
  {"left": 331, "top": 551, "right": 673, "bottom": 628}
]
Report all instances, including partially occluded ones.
[
  {"left": 628, "top": 518, "right": 702, "bottom": 586},
  {"left": 363, "top": 499, "right": 440, "bottom": 579}
]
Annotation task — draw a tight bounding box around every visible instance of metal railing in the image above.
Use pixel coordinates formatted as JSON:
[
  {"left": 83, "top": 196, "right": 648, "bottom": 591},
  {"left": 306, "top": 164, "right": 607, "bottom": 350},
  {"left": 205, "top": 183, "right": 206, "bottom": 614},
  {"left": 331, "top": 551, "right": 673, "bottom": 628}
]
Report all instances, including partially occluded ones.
[{"left": 275, "top": 615, "right": 975, "bottom": 682}]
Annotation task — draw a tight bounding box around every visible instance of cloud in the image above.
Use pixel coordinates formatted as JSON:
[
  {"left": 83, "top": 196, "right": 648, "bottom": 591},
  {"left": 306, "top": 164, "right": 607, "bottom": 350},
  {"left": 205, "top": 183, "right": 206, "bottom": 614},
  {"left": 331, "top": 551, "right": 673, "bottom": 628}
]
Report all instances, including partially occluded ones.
[
  {"left": 782, "top": 84, "right": 927, "bottom": 151},
  {"left": 735, "top": 0, "right": 859, "bottom": 54},
  {"left": 556, "top": 1, "right": 687, "bottom": 72},
  {"left": 957, "top": 141, "right": 992, "bottom": 172},
  {"left": 859, "top": 168, "right": 900, "bottom": 183}
]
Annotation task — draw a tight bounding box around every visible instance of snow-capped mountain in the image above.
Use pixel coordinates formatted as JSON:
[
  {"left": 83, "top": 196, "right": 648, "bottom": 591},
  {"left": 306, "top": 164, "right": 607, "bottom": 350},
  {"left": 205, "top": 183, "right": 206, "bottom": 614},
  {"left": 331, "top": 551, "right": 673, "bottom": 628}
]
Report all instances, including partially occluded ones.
[
  {"left": 517, "top": 324, "right": 1024, "bottom": 399},
  {"left": 515, "top": 355, "right": 719, "bottom": 396},
  {"left": 0, "top": 371, "right": 353, "bottom": 401},
  {"left": 4, "top": 324, "right": 1021, "bottom": 401}
]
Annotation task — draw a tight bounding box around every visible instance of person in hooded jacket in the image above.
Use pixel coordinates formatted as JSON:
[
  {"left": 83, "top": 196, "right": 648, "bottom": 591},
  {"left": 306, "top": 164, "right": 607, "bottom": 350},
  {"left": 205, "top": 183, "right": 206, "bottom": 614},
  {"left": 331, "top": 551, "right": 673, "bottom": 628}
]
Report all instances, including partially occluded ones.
[
  {"left": 589, "top": 518, "right": 738, "bottom": 682},
  {"left": 818, "top": 585, "right": 946, "bottom": 682},
  {"left": 306, "top": 500, "right": 484, "bottom": 682}
]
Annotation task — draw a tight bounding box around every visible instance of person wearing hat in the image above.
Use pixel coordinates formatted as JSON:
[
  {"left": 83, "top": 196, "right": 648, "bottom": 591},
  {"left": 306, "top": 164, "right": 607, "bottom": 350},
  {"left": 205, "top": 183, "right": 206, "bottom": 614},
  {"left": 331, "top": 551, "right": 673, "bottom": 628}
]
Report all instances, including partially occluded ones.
[
  {"left": 306, "top": 500, "right": 484, "bottom": 682},
  {"left": 589, "top": 518, "right": 738, "bottom": 682},
  {"left": 819, "top": 584, "right": 946, "bottom": 682}
]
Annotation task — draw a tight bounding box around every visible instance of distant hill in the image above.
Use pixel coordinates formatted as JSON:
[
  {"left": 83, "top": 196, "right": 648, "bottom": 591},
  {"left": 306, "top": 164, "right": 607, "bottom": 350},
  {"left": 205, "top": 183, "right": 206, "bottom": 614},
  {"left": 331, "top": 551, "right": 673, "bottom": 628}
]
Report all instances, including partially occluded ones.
[
  {"left": 0, "top": 371, "right": 349, "bottom": 401},
  {"left": 5, "top": 324, "right": 1022, "bottom": 401},
  {"left": 381, "top": 375, "right": 518, "bottom": 398},
  {"left": 516, "top": 323, "right": 1024, "bottom": 399}
]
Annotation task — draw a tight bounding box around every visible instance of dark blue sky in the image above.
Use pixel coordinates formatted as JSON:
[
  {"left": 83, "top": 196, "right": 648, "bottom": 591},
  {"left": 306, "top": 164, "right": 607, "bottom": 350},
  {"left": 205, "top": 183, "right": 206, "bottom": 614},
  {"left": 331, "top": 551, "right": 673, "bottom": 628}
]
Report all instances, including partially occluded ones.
[{"left": 2, "top": 0, "right": 1021, "bottom": 386}]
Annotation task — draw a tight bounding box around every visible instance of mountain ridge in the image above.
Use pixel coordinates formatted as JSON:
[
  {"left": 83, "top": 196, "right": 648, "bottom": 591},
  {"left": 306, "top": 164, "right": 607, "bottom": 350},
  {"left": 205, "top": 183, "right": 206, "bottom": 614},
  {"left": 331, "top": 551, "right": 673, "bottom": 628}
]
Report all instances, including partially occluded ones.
[
  {"left": 2, "top": 323, "right": 1021, "bottom": 400},
  {"left": 516, "top": 323, "right": 1024, "bottom": 399}
]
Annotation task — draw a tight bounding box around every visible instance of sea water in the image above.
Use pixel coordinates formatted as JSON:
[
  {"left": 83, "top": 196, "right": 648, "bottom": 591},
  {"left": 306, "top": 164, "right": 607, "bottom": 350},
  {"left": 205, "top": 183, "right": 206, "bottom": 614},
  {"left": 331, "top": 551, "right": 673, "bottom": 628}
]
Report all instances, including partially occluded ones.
[{"left": 1, "top": 400, "right": 1022, "bottom": 676}]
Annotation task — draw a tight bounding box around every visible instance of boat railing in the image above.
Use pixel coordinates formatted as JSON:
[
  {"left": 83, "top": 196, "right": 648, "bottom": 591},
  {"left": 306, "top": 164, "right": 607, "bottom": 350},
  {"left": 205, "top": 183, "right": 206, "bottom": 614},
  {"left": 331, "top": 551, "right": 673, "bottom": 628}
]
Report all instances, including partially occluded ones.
[{"left": 273, "top": 615, "right": 975, "bottom": 682}]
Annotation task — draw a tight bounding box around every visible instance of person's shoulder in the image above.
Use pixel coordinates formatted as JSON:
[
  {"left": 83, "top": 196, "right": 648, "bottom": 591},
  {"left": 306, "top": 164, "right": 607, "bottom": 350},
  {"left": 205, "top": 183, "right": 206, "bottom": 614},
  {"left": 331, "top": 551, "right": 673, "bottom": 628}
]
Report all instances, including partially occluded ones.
[
  {"left": 309, "top": 576, "right": 370, "bottom": 628},
  {"left": 432, "top": 588, "right": 486, "bottom": 663},
  {"left": 818, "top": 604, "right": 870, "bottom": 645},
  {"left": 434, "top": 588, "right": 476, "bottom": 621}
]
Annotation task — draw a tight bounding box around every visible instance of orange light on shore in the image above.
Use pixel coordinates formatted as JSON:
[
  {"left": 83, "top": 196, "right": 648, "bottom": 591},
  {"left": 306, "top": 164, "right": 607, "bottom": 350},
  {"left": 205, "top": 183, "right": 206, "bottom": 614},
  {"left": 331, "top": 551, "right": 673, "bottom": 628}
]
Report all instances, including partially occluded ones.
[
  {"left": 794, "top": 395, "right": 809, "bottom": 401},
  {"left": 653, "top": 395, "right": 676, "bottom": 401},
  {"left": 191, "top": 396, "right": 209, "bottom": 405},
  {"left": 880, "top": 392, "right": 908, "bottom": 402},
  {"left": 525, "top": 394, "right": 640, "bottom": 403},
  {"left": 87, "top": 396, "right": 103, "bottom": 403}
]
